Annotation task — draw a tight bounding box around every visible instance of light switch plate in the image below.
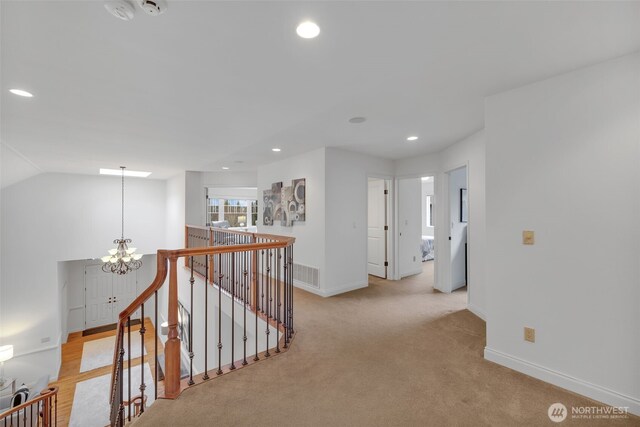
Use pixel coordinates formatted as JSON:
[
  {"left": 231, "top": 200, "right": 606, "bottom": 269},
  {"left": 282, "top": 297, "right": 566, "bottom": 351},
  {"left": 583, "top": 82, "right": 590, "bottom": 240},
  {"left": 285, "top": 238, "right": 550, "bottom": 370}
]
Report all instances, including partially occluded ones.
[
  {"left": 522, "top": 230, "right": 535, "bottom": 245},
  {"left": 524, "top": 327, "right": 535, "bottom": 343}
]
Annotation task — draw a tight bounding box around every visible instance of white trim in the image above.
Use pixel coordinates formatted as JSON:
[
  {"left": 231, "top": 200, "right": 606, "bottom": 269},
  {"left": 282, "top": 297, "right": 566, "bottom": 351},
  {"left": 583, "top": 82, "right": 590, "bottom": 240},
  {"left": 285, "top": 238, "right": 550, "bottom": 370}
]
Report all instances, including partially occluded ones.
[
  {"left": 323, "top": 281, "right": 368, "bottom": 297},
  {"left": 484, "top": 347, "right": 640, "bottom": 416},
  {"left": 294, "top": 280, "right": 368, "bottom": 298},
  {"left": 467, "top": 304, "right": 486, "bottom": 321},
  {"left": 400, "top": 268, "right": 422, "bottom": 279},
  {"left": 69, "top": 305, "right": 83, "bottom": 311}
]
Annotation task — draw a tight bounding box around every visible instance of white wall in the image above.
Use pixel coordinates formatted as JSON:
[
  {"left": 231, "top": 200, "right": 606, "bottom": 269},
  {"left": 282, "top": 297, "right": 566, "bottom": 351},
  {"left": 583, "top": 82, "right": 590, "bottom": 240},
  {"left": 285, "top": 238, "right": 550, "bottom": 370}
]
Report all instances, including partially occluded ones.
[
  {"left": 398, "top": 178, "right": 422, "bottom": 278},
  {"left": 484, "top": 53, "right": 640, "bottom": 414},
  {"left": 257, "top": 148, "right": 326, "bottom": 293},
  {"left": 257, "top": 147, "right": 393, "bottom": 296},
  {"left": 0, "top": 173, "right": 166, "bottom": 383},
  {"left": 421, "top": 179, "right": 434, "bottom": 237},
  {"left": 324, "top": 148, "right": 395, "bottom": 294},
  {"left": 448, "top": 167, "right": 467, "bottom": 291},
  {"left": 395, "top": 130, "right": 486, "bottom": 318}
]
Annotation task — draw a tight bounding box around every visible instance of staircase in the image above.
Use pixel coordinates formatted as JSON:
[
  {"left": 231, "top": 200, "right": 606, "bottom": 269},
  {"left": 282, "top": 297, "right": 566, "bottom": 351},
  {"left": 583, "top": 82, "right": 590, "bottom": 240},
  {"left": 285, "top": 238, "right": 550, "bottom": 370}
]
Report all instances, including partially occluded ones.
[{"left": 109, "top": 226, "right": 295, "bottom": 426}]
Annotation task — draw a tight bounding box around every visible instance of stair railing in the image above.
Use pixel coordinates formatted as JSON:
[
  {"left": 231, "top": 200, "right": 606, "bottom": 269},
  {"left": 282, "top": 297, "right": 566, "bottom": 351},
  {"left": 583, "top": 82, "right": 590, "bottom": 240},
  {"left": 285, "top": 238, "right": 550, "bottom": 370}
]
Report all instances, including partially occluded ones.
[
  {"left": 0, "top": 387, "right": 58, "bottom": 427},
  {"left": 109, "top": 227, "right": 294, "bottom": 427}
]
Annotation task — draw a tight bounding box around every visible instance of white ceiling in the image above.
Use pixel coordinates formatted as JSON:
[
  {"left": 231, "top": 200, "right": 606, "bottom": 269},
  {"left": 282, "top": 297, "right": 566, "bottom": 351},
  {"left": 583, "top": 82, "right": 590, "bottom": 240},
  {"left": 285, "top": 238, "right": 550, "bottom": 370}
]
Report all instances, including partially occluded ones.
[{"left": 2, "top": 1, "right": 639, "bottom": 182}]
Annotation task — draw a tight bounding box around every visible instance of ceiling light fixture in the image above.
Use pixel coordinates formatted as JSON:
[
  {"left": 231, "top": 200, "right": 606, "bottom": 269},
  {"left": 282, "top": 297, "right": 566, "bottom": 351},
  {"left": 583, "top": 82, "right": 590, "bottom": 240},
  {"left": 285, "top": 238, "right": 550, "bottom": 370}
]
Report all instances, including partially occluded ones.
[
  {"left": 272, "top": 148, "right": 282, "bottom": 152},
  {"left": 222, "top": 167, "right": 230, "bottom": 170},
  {"left": 406, "top": 136, "right": 419, "bottom": 141},
  {"left": 100, "top": 168, "right": 151, "bottom": 177},
  {"left": 9, "top": 89, "right": 33, "bottom": 98},
  {"left": 296, "top": 21, "right": 320, "bottom": 39},
  {"left": 348, "top": 117, "right": 366, "bottom": 124},
  {"left": 101, "top": 167, "right": 143, "bottom": 275}
]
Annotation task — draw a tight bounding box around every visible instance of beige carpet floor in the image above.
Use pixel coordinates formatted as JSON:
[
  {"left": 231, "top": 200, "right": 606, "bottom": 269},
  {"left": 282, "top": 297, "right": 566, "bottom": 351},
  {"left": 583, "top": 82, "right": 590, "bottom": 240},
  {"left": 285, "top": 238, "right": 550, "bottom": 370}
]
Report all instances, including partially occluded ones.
[{"left": 135, "top": 262, "right": 638, "bottom": 426}]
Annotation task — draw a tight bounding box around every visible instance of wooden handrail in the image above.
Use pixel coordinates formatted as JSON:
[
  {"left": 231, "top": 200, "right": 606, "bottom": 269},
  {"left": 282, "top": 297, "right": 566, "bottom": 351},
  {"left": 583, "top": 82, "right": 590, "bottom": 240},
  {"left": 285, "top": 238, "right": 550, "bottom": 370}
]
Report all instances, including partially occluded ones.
[
  {"left": 110, "top": 230, "right": 296, "bottom": 420},
  {"left": 0, "top": 387, "right": 58, "bottom": 425}
]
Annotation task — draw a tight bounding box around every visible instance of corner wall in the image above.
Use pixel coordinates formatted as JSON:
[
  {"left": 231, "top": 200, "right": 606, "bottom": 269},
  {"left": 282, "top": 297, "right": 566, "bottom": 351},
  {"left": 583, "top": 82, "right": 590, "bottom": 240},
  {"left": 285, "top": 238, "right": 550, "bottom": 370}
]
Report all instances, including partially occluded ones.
[
  {"left": 394, "top": 130, "right": 486, "bottom": 319},
  {"left": 324, "top": 148, "right": 394, "bottom": 294},
  {"left": 484, "top": 53, "right": 640, "bottom": 414}
]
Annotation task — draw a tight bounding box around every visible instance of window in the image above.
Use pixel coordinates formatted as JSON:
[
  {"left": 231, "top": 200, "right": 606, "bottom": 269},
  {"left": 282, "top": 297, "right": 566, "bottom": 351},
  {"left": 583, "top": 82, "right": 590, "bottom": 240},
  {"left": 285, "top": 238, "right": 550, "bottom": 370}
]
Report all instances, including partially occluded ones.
[
  {"left": 425, "top": 195, "right": 434, "bottom": 227},
  {"left": 207, "top": 198, "right": 258, "bottom": 227}
]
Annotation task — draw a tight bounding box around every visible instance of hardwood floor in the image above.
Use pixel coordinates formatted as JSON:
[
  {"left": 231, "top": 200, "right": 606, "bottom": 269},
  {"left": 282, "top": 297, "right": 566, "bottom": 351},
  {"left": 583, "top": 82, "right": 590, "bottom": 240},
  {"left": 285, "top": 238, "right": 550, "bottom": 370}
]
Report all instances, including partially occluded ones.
[{"left": 52, "top": 318, "right": 162, "bottom": 426}]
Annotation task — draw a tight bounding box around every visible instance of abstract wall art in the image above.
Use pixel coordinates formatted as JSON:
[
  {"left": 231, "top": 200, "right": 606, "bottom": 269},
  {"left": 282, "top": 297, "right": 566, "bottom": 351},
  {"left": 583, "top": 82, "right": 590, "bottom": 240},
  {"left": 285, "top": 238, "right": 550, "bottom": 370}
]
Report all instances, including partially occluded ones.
[{"left": 263, "top": 178, "right": 306, "bottom": 227}]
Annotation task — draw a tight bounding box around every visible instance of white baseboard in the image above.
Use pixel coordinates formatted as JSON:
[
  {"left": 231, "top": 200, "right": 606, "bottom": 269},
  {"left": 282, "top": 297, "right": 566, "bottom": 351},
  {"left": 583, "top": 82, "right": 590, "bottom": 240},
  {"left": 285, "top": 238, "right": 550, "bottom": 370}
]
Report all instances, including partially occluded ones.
[
  {"left": 467, "top": 303, "right": 486, "bottom": 321},
  {"left": 322, "top": 281, "right": 368, "bottom": 297},
  {"left": 294, "top": 280, "right": 368, "bottom": 298},
  {"left": 400, "top": 268, "right": 422, "bottom": 279},
  {"left": 484, "top": 347, "right": 640, "bottom": 416}
]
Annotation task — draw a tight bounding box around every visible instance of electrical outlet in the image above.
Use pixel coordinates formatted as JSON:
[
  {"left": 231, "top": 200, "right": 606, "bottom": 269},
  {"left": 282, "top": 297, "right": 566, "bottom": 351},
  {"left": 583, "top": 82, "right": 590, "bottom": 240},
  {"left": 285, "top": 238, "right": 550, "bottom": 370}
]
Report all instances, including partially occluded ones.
[
  {"left": 522, "top": 230, "right": 535, "bottom": 245},
  {"left": 524, "top": 327, "right": 535, "bottom": 343}
]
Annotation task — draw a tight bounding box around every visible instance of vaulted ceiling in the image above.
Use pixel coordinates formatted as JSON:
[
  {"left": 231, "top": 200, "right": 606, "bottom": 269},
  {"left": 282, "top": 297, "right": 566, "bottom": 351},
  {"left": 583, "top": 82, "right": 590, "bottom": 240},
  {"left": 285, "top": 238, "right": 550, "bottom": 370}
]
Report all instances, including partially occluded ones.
[{"left": 2, "top": 1, "right": 639, "bottom": 184}]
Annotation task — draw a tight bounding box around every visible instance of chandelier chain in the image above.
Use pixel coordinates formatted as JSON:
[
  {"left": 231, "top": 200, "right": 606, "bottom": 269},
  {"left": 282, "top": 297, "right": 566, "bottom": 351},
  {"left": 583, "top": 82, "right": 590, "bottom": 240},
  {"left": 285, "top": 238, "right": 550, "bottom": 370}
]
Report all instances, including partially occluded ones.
[{"left": 121, "top": 166, "right": 125, "bottom": 239}]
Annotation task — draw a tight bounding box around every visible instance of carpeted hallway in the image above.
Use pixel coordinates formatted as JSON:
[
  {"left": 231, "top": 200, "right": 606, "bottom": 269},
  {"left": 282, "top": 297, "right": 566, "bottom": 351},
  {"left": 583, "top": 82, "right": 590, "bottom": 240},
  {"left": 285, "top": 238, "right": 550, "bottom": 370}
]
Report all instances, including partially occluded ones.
[{"left": 134, "top": 262, "right": 637, "bottom": 426}]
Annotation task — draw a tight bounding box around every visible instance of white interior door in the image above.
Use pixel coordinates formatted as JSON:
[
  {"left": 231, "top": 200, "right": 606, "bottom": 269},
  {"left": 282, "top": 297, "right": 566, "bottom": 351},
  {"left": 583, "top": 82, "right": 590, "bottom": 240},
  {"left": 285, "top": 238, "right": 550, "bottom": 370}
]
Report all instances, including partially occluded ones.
[
  {"left": 368, "top": 179, "right": 387, "bottom": 278},
  {"left": 113, "top": 271, "right": 138, "bottom": 321},
  {"left": 85, "top": 265, "right": 113, "bottom": 329}
]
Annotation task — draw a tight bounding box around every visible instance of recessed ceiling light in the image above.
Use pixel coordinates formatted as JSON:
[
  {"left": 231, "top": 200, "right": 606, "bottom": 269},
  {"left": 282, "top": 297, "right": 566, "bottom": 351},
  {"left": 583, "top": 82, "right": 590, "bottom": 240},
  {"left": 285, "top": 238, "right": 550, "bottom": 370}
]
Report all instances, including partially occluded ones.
[
  {"left": 296, "top": 21, "right": 320, "bottom": 39},
  {"left": 272, "top": 148, "right": 282, "bottom": 152},
  {"left": 407, "top": 136, "right": 419, "bottom": 141},
  {"left": 9, "top": 89, "right": 33, "bottom": 98},
  {"left": 222, "top": 166, "right": 230, "bottom": 170},
  {"left": 348, "top": 117, "right": 366, "bottom": 124},
  {"left": 100, "top": 168, "right": 151, "bottom": 177}
]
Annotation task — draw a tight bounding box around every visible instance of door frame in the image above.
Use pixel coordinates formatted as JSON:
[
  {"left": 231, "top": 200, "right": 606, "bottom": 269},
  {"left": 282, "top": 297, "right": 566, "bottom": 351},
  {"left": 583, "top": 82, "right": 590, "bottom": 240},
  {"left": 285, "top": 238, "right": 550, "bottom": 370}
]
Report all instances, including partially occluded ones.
[
  {"left": 394, "top": 171, "right": 439, "bottom": 284},
  {"left": 442, "top": 163, "right": 470, "bottom": 300},
  {"left": 366, "top": 175, "right": 394, "bottom": 280}
]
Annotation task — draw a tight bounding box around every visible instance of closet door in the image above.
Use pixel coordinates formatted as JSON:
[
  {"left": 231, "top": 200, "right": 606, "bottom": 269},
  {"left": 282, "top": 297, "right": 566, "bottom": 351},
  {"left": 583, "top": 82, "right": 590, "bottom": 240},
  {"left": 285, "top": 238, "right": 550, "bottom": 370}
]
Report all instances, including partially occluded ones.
[{"left": 85, "top": 265, "right": 113, "bottom": 329}]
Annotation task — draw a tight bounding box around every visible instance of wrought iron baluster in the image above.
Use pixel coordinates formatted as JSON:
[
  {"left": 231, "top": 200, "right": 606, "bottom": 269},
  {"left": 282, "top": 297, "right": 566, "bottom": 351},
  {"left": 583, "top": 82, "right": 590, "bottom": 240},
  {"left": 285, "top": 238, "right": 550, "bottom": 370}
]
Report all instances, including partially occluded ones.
[
  {"left": 276, "top": 248, "right": 281, "bottom": 353},
  {"left": 265, "top": 248, "right": 271, "bottom": 357},
  {"left": 127, "top": 316, "right": 131, "bottom": 422},
  {"left": 283, "top": 246, "right": 288, "bottom": 348},
  {"left": 261, "top": 249, "right": 265, "bottom": 313},
  {"left": 230, "top": 253, "right": 236, "bottom": 370},
  {"left": 118, "top": 338, "right": 125, "bottom": 426},
  {"left": 242, "top": 250, "right": 248, "bottom": 365},
  {"left": 188, "top": 257, "right": 195, "bottom": 385},
  {"left": 139, "top": 304, "right": 146, "bottom": 414},
  {"left": 217, "top": 253, "right": 223, "bottom": 375},
  {"left": 203, "top": 255, "right": 210, "bottom": 380},
  {"left": 254, "top": 247, "right": 260, "bottom": 362}
]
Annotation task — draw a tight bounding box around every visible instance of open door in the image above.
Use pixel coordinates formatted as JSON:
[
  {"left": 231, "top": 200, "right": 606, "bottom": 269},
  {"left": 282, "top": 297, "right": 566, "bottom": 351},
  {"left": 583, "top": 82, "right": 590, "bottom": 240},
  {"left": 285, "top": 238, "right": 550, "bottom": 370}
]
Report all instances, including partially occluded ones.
[{"left": 367, "top": 178, "right": 387, "bottom": 278}]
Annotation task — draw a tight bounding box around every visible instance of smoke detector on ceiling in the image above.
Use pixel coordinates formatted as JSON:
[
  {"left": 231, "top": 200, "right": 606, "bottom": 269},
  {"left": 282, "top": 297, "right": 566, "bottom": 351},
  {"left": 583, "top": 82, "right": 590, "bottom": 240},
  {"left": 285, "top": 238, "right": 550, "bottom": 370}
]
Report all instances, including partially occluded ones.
[
  {"left": 137, "top": 0, "right": 167, "bottom": 16},
  {"left": 104, "top": 0, "right": 135, "bottom": 21}
]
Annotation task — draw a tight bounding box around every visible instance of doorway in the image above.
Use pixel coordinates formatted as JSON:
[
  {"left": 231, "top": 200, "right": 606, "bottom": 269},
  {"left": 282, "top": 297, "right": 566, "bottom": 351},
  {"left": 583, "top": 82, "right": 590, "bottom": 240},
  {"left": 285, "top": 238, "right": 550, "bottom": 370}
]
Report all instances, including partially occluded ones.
[
  {"left": 367, "top": 178, "right": 389, "bottom": 278},
  {"left": 85, "top": 265, "right": 138, "bottom": 330},
  {"left": 446, "top": 166, "right": 468, "bottom": 292}
]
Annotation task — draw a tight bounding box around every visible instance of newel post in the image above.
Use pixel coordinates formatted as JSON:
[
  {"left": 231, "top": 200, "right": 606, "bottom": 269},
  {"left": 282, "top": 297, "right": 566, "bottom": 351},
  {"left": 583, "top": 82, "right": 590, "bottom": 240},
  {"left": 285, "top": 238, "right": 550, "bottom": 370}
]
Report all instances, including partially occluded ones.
[{"left": 164, "top": 256, "right": 181, "bottom": 398}]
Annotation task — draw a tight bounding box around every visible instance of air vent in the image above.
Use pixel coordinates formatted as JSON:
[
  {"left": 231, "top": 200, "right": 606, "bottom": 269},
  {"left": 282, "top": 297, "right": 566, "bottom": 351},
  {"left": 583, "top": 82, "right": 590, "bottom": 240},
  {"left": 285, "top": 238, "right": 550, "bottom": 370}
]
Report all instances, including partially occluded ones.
[{"left": 292, "top": 263, "right": 319, "bottom": 289}]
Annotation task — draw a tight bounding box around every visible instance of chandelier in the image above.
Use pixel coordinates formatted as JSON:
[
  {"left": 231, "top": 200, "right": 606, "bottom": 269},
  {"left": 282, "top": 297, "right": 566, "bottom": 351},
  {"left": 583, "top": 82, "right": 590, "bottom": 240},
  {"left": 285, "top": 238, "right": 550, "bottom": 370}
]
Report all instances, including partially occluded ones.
[{"left": 101, "top": 166, "right": 143, "bottom": 274}]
